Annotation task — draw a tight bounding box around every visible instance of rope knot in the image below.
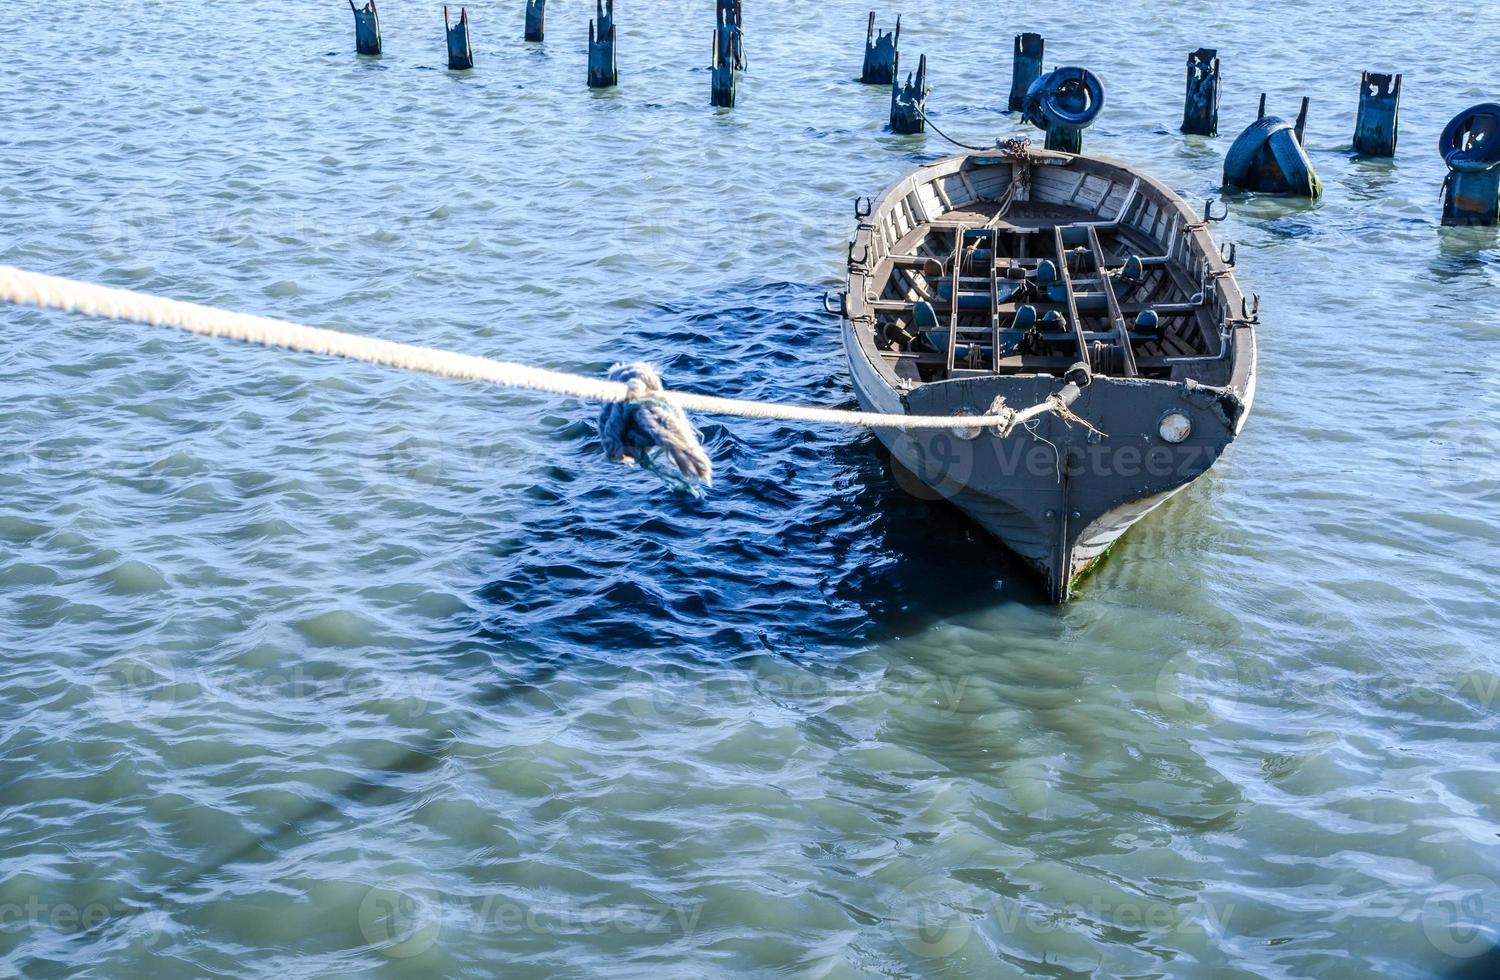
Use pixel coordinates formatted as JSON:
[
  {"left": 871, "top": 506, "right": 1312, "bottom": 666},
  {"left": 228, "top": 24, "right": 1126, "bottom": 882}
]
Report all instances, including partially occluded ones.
[{"left": 599, "top": 362, "right": 713, "bottom": 496}]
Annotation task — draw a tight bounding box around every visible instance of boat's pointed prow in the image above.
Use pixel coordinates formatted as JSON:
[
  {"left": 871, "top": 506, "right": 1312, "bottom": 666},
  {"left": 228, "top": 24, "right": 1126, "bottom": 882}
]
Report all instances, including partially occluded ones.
[{"left": 841, "top": 147, "right": 1257, "bottom": 602}]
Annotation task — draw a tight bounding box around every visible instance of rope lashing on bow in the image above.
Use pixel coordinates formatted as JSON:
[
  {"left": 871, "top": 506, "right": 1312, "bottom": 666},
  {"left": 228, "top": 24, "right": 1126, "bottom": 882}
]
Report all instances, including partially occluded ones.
[{"left": 0, "top": 265, "right": 1101, "bottom": 493}]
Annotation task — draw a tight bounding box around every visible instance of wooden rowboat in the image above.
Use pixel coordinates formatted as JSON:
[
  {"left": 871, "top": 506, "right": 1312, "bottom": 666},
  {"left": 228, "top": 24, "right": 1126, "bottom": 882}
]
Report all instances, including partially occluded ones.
[{"left": 838, "top": 145, "right": 1257, "bottom": 602}]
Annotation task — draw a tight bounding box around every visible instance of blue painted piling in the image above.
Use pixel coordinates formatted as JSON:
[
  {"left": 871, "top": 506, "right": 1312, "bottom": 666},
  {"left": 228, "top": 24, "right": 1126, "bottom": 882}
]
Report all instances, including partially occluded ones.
[
  {"left": 1353, "top": 71, "right": 1401, "bottom": 157},
  {"left": 1181, "top": 48, "right": 1220, "bottom": 137},
  {"left": 711, "top": 3, "right": 743, "bottom": 107},
  {"left": 524, "top": 0, "right": 546, "bottom": 42},
  {"left": 445, "top": 6, "right": 473, "bottom": 71},
  {"left": 349, "top": 0, "right": 381, "bottom": 56},
  {"left": 888, "top": 53, "right": 928, "bottom": 135},
  {"left": 717, "top": 0, "right": 745, "bottom": 69},
  {"left": 1439, "top": 104, "right": 1500, "bottom": 226},
  {"left": 861, "top": 12, "right": 899, "bottom": 86},
  {"left": 1008, "top": 33, "right": 1043, "bottom": 113},
  {"left": 588, "top": 0, "right": 617, "bottom": 88},
  {"left": 1223, "top": 95, "right": 1321, "bottom": 197},
  {"left": 1022, "top": 67, "right": 1104, "bottom": 154}
]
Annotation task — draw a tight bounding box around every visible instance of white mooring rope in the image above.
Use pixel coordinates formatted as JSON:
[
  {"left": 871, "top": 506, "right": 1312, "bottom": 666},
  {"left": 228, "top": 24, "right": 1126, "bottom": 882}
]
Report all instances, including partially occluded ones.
[{"left": 0, "top": 265, "right": 1088, "bottom": 489}]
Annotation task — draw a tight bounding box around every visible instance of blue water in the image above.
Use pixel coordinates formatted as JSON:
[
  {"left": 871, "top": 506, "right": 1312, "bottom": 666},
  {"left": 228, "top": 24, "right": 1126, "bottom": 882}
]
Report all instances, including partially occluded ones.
[{"left": 1, "top": 1, "right": 1499, "bottom": 977}]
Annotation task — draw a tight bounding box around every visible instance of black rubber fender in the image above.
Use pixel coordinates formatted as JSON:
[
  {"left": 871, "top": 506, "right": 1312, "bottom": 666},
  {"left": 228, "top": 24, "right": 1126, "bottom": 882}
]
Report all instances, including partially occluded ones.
[
  {"left": 1223, "top": 115, "right": 1321, "bottom": 197},
  {"left": 1022, "top": 67, "right": 1105, "bottom": 132},
  {"left": 1440, "top": 103, "right": 1500, "bottom": 174}
]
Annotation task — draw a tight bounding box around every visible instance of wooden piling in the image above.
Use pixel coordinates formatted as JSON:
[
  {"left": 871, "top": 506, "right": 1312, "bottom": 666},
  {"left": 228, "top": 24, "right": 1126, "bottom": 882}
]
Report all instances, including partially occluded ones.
[
  {"left": 711, "top": 4, "right": 742, "bottom": 107},
  {"left": 861, "top": 12, "right": 899, "bottom": 86},
  {"left": 445, "top": 6, "right": 473, "bottom": 70},
  {"left": 525, "top": 0, "right": 546, "bottom": 42},
  {"left": 1181, "top": 48, "right": 1220, "bottom": 137},
  {"left": 1439, "top": 105, "right": 1500, "bottom": 226},
  {"left": 1008, "top": 33, "right": 1043, "bottom": 113},
  {"left": 588, "top": 0, "right": 617, "bottom": 88},
  {"left": 349, "top": 0, "right": 381, "bottom": 56},
  {"left": 889, "top": 53, "right": 928, "bottom": 135},
  {"left": 1353, "top": 71, "right": 1401, "bottom": 157}
]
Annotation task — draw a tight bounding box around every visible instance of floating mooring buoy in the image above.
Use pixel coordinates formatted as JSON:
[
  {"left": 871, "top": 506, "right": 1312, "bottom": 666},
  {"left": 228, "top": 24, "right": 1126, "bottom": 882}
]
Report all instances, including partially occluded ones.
[
  {"left": 588, "top": 0, "right": 618, "bottom": 88},
  {"left": 1008, "top": 33, "right": 1044, "bottom": 113},
  {"left": 888, "top": 53, "right": 928, "bottom": 135},
  {"left": 1439, "top": 104, "right": 1500, "bottom": 226},
  {"left": 1022, "top": 66, "right": 1104, "bottom": 154},
  {"left": 349, "top": 0, "right": 381, "bottom": 56},
  {"left": 711, "top": 0, "right": 744, "bottom": 107},
  {"left": 445, "top": 6, "right": 473, "bottom": 71},
  {"left": 524, "top": 0, "right": 546, "bottom": 42},
  {"left": 1181, "top": 48, "right": 1220, "bottom": 137},
  {"left": 861, "top": 12, "right": 899, "bottom": 86},
  {"left": 1353, "top": 71, "right": 1401, "bottom": 157},
  {"left": 1223, "top": 95, "right": 1321, "bottom": 197}
]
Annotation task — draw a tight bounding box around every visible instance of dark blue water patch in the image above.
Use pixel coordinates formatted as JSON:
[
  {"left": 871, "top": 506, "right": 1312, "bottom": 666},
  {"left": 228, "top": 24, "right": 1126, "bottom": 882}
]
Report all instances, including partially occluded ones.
[{"left": 467, "top": 281, "right": 1040, "bottom": 673}]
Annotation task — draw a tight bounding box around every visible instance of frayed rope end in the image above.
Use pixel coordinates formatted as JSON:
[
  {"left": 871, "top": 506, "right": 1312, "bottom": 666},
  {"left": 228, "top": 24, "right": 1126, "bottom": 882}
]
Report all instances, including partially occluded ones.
[{"left": 599, "top": 362, "right": 713, "bottom": 497}]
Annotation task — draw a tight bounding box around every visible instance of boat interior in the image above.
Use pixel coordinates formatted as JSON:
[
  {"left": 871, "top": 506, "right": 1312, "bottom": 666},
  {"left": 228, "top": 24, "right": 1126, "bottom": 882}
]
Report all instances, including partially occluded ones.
[{"left": 854, "top": 153, "right": 1244, "bottom": 387}]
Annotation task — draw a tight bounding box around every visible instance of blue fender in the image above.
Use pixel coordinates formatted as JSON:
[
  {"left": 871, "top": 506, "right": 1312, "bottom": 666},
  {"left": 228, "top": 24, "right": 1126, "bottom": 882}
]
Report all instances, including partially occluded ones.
[
  {"left": 1022, "top": 67, "right": 1105, "bottom": 133},
  {"left": 1440, "top": 104, "right": 1500, "bottom": 174},
  {"left": 1223, "top": 116, "right": 1321, "bottom": 197}
]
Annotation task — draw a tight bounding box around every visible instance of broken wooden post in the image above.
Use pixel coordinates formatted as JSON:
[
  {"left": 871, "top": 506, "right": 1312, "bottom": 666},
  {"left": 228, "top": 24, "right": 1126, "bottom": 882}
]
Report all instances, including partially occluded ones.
[
  {"left": 1022, "top": 66, "right": 1103, "bottom": 155},
  {"left": 1008, "top": 33, "right": 1043, "bottom": 113},
  {"left": 1353, "top": 71, "right": 1401, "bottom": 157},
  {"left": 861, "top": 12, "right": 899, "bottom": 86},
  {"left": 1222, "top": 95, "right": 1321, "bottom": 197},
  {"left": 710, "top": 2, "right": 743, "bottom": 107},
  {"left": 350, "top": 0, "right": 381, "bottom": 56},
  {"left": 888, "top": 53, "right": 928, "bottom": 135},
  {"left": 588, "top": 0, "right": 617, "bottom": 88},
  {"left": 1439, "top": 103, "right": 1500, "bottom": 226},
  {"left": 1181, "top": 48, "right": 1220, "bottom": 137},
  {"left": 717, "top": 0, "right": 744, "bottom": 68},
  {"left": 525, "top": 0, "right": 546, "bottom": 42},
  {"left": 445, "top": 6, "right": 473, "bottom": 70}
]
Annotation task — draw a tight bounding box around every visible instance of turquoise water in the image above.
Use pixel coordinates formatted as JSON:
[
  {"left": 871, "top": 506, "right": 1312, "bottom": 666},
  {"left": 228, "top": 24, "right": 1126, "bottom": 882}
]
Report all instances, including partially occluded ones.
[{"left": 2, "top": 1, "right": 1499, "bottom": 976}]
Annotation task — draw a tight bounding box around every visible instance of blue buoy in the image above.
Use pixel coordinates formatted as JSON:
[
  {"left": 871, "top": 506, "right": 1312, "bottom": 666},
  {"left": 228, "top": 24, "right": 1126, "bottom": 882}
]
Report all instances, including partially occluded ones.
[
  {"left": 1223, "top": 95, "right": 1321, "bottom": 198},
  {"left": 588, "top": 0, "right": 617, "bottom": 88},
  {"left": 1353, "top": 71, "right": 1401, "bottom": 157},
  {"left": 1023, "top": 66, "right": 1105, "bottom": 154},
  {"left": 445, "top": 6, "right": 473, "bottom": 71},
  {"left": 861, "top": 12, "right": 899, "bottom": 86},
  {"left": 1439, "top": 104, "right": 1500, "bottom": 226},
  {"left": 349, "top": 0, "right": 381, "bottom": 56},
  {"left": 1181, "top": 48, "right": 1220, "bottom": 137},
  {"left": 524, "top": 0, "right": 546, "bottom": 42},
  {"left": 1008, "top": 33, "right": 1044, "bottom": 113},
  {"left": 888, "top": 52, "right": 928, "bottom": 135}
]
